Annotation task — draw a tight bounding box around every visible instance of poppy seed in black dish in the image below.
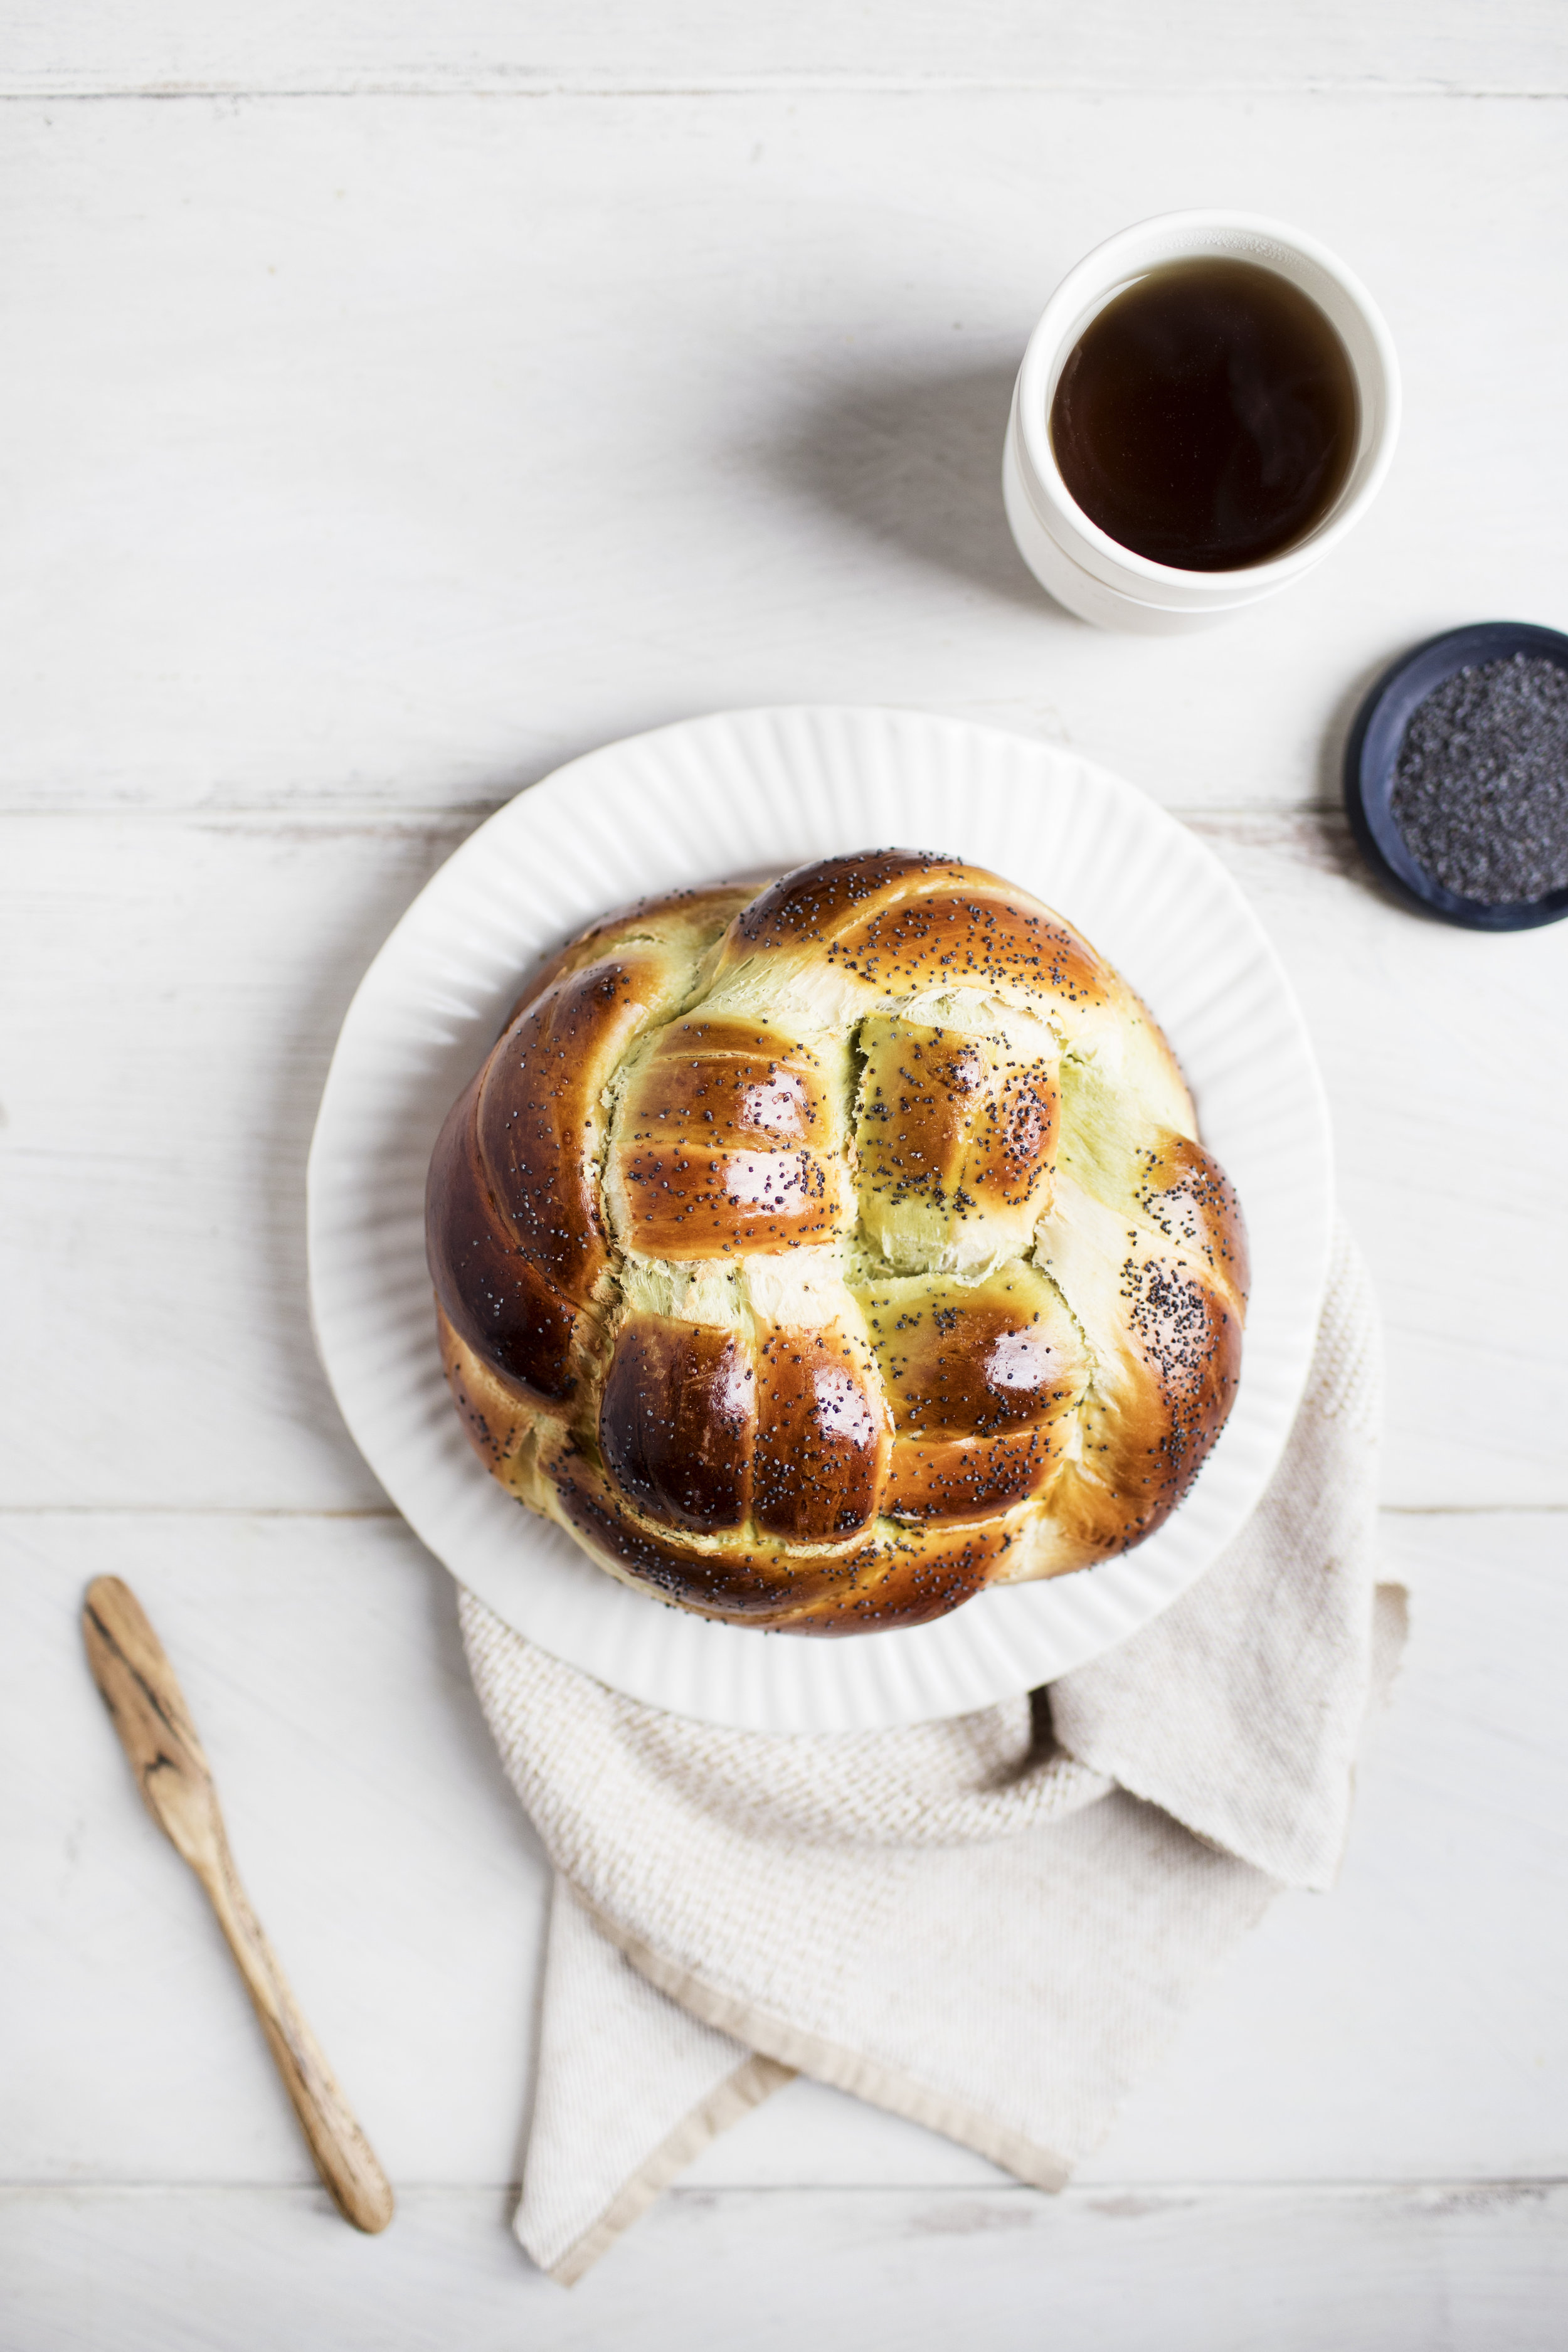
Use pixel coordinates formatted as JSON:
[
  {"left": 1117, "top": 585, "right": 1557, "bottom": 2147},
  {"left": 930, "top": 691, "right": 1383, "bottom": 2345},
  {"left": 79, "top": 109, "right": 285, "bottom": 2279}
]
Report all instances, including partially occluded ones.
[{"left": 1389, "top": 651, "right": 1568, "bottom": 904}]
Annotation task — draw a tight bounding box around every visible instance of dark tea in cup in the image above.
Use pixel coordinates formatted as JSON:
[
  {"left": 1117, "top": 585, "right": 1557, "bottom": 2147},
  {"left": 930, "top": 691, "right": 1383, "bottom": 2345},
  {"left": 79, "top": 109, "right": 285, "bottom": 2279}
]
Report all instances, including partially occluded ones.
[{"left": 1049, "top": 258, "right": 1358, "bottom": 573}]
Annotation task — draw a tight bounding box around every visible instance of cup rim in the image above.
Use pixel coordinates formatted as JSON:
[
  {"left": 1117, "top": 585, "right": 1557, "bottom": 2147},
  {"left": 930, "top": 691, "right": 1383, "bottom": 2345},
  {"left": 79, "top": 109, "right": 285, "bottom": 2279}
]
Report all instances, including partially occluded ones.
[{"left": 1015, "top": 209, "right": 1402, "bottom": 595}]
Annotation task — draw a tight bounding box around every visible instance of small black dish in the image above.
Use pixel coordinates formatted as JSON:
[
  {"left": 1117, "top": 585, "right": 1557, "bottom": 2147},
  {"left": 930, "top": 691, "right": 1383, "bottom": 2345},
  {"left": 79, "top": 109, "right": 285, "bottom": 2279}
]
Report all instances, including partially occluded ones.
[{"left": 1343, "top": 620, "right": 1568, "bottom": 931}]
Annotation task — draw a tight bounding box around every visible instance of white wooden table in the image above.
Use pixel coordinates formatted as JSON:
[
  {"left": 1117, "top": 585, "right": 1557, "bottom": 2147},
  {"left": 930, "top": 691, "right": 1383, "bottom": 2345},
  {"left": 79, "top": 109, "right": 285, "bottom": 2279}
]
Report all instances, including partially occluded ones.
[{"left": 4, "top": 8, "right": 1567, "bottom": 2345}]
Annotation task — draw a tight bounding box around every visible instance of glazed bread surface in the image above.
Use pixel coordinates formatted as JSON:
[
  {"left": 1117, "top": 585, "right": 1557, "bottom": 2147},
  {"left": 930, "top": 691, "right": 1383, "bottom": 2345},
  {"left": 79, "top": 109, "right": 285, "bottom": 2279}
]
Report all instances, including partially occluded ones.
[{"left": 426, "top": 849, "right": 1248, "bottom": 1634}]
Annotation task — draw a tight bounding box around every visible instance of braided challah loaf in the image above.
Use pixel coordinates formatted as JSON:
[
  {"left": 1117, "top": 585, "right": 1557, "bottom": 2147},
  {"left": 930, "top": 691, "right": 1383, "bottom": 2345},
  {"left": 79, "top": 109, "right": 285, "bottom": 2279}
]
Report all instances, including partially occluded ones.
[{"left": 426, "top": 849, "right": 1248, "bottom": 1634}]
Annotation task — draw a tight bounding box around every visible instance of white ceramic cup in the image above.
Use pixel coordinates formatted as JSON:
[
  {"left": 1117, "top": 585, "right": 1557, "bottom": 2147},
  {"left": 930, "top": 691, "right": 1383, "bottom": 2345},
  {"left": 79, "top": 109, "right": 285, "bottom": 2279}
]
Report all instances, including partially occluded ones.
[{"left": 1002, "top": 209, "right": 1401, "bottom": 635}]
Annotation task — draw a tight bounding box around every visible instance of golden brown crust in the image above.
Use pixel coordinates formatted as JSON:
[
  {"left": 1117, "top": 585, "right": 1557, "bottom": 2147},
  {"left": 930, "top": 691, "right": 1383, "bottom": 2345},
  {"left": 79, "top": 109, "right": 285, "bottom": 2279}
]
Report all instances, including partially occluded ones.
[
  {"left": 426, "top": 852, "right": 1250, "bottom": 1634},
  {"left": 719, "top": 849, "right": 1111, "bottom": 1019},
  {"left": 475, "top": 955, "right": 659, "bottom": 1302},
  {"left": 426, "top": 1083, "right": 581, "bottom": 1406},
  {"left": 541, "top": 1436, "right": 1012, "bottom": 1634},
  {"left": 613, "top": 1017, "right": 848, "bottom": 1258},
  {"left": 854, "top": 1265, "right": 1088, "bottom": 1438},
  {"left": 854, "top": 1018, "right": 1059, "bottom": 1266},
  {"left": 1093, "top": 1236, "right": 1245, "bottom": 1537},
  {"left": 599, "top": 1316, "right": 755, "bottom": 1533},
  {"left": 437, "top": 1302, "right": 540, "bottom": 1478},
  {"left": 751, "top": 1319, "right": 892, "bottom": 1542},
  {"left": 1132, "top": 1131, "right": 1251, "bottom": 1316},
  {"left": 595, "top": 1308, "right": 893, "bottom": 1547},
  {"left": 509, "top": 884, "right": 756, "bottom": 1024},
  {"left": 886, "top": 1427, "right": 1057, "bottom": 1524}
]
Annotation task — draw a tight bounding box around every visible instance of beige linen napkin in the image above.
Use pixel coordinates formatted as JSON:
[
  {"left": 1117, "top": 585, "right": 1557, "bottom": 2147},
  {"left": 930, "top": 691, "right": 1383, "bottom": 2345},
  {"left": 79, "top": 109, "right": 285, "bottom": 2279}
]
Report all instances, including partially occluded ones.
[{"left": 462, "top": 1223, "right": 1402, "bottom": 2284}]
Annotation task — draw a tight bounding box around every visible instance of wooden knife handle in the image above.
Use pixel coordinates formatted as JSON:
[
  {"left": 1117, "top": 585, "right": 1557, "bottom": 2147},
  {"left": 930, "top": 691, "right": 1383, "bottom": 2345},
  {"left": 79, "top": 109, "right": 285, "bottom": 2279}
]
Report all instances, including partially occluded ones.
[{"left": 199, "top": 1836, "right": 395, "bottom": 2235}]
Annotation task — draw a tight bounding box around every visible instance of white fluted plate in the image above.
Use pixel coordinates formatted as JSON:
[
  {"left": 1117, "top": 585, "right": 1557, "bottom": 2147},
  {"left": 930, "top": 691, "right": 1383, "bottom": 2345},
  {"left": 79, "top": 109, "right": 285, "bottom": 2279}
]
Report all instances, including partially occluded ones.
[{"left": 308, "top": 707, "right": 1332, "bottom": 1730}]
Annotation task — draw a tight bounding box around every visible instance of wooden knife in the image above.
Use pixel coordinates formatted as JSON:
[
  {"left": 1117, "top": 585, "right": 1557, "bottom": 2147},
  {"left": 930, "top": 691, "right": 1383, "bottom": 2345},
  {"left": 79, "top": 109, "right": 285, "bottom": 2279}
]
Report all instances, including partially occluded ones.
[{"left": 82, "top": 1574, "right": 395, "bottom": 2234}]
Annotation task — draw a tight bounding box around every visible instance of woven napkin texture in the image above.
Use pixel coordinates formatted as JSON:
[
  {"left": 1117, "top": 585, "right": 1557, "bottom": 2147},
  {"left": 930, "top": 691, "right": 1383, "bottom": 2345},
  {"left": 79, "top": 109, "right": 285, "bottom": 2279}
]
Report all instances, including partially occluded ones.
[{"left": 462, "top": 1221, "right": 1400, "bottom": 2284}]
